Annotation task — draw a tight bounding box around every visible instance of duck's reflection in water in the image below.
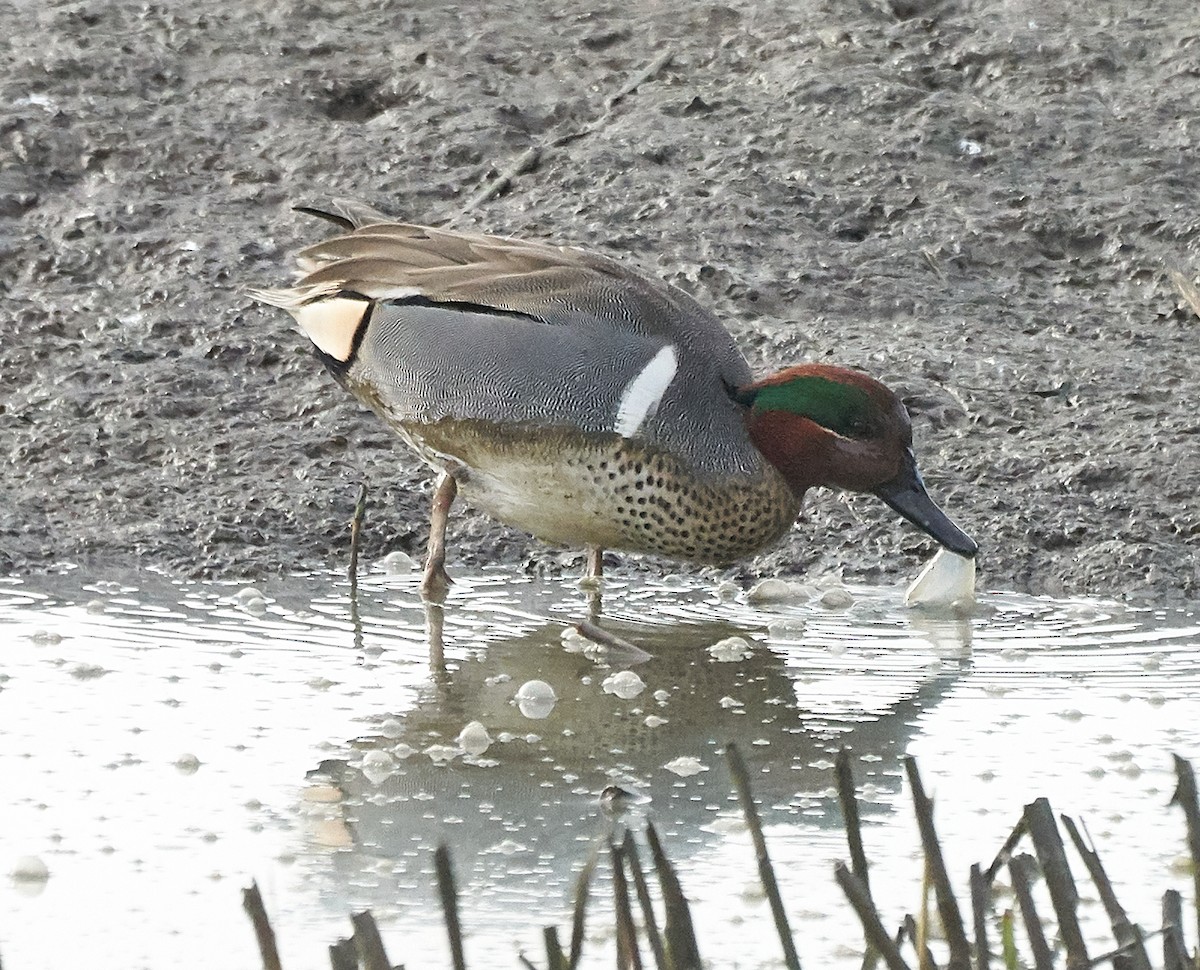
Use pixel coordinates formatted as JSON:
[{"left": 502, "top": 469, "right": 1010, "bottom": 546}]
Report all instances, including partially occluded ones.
[{"left": 303, "top": 601, "right": 970, "bottom": 922}]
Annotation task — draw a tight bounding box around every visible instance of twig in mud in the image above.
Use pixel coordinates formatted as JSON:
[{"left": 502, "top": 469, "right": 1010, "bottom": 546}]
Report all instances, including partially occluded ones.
[
  {"left": 726, "top": 742, "right": 802, "bottom": 970},
  {"left": 459, "top": 146, "right": 542, "bottom": 216},
  {"left": 350, "top": 910, "right": 393, "bottom": 970},
  {"left": 835, "top": 863, "right": 913, "bottom": 970},
  {"left": 605, "top": 50, "right": 674, "bottom": 109},
  {"left": 242, "top": 881, "right": 283, "bottom": 970},
  {"left": 1061, "top": 813, "right": 1151, "bottom": 970},
  {"left": 904, "top": 757, "right": 971, "bottom": 970},
  {"left": 574, "top": 619, "right": 653, "bottom": 663},
  {"left": 920, "top": 248, "right": 946, "bottom": 280},
  {"left": 1024, "top": 798, "right": 1088, "bottom": 970},
  {"left": 1168, "top": 269, "right": 1200, "bottom": 320},
  {"left": 1008, "top": 854, "right": 1053, "bottom": 970},
  {"left": 435, "top": 843, "right": 468, "bottom": 970},
  {"left": 453, "top": 51, "right": 674, "bottom": 216}
]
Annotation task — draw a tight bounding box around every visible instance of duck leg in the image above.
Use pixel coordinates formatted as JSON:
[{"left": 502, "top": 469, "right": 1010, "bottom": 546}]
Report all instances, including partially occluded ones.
[
  {"left": 421, "top": 472, "right": 458, "bottom": 603},
  {"left": 583, "top": 545, "right": 605, "bottom": 620}
]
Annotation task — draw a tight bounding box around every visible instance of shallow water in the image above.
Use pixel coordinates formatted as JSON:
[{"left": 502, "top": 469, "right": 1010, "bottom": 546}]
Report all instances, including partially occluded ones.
[{"left": 1, "top": 568, "right": 1198, "bottom": 969}]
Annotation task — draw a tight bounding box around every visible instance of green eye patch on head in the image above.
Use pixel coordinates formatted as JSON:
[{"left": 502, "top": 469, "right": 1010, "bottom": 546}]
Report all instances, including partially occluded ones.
[{"left": 747, "top": 375, "right": 875, "bottom": 438}]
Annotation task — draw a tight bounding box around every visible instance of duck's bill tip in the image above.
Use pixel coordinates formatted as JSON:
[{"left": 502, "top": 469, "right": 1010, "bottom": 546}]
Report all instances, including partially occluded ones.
[{"left": 873, "top": 461, "right": 978, "bottom": 559}]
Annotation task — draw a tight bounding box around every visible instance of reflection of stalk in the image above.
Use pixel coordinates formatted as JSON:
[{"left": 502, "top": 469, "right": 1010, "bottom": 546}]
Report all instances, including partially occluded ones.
[
  {"left": 435, "top": 844, "right": 467, "bottom": 970},
  {"left": 349, "top": 482, "right": 367, "bottom": 591},
  {"left": 349, "top": 482, "right": 367, "bottom": 655}
]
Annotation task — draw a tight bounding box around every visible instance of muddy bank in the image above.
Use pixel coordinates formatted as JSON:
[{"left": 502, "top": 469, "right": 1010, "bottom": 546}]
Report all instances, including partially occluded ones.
[{"left": 2, "top": 0, "right": 1197, "bottom": 601}]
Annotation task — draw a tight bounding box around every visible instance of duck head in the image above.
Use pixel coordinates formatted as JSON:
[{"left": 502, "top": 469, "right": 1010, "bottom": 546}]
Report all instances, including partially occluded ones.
[{"left": 738, "top": 364, "right": 977, "bottom": 557}]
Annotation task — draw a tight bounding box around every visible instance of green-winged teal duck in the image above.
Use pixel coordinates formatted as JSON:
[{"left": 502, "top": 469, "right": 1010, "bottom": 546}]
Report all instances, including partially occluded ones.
[{"left": 252, "top": 202, "right": 976, "bottom": 599}]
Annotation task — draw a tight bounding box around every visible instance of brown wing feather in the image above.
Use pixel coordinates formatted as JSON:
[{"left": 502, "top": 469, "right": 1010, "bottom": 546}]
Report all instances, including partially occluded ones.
[{"left": 287, "top": 222, "right": 633, "bottom": 311}]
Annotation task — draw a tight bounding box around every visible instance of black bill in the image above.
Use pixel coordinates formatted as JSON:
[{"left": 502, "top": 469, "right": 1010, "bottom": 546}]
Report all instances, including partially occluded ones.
[{"left": 873, "top": 450, "right": 978, "bottom": 558}]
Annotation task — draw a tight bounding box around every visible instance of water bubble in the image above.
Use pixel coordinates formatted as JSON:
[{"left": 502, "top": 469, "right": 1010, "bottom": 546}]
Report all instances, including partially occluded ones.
[
  {"left": 714, "top": 581, "right": 741, "bottom": 601},
  {"left": 664, "top": 756, "right": 706, "bottom": 777},
  {"left": 819, "top": 588, "right": 854, "bottom": 610},
  {"left": 424, "top": 744, "right": 460, "bottom": 765},
  {"left": 602, "top": 670, "right": 646, "bottom": 699},
  {"left": 174, "top": 753, "right": 201, "bottom": 774},
  {"left": 746, "top": 578, "right": 799, "bottom": 603},
  {"left": 458, "top": 721, "right": 492, "bottom": 756},
  {"left": 708, "top": 636, "right": 753, "bottom": 662},
  {"left": 377, "top": 551, "right": 417, "bottom": 573},
  {"left": 10, "top": 856, "right": 50, "bottom": 883},
  {"left": 514, "top": 680, "right": 557, "bottom": 720},
  {"left": 560, "top": 629, "right": 591, "bottom": 653},
  {"left": 361, "top": 749, "right": 396, "bottom": 784}
]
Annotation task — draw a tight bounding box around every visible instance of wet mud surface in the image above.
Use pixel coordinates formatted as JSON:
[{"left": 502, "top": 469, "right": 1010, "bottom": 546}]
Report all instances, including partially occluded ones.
[{"left": 3, "top": 0, "right": 1198, "bottom": 600}]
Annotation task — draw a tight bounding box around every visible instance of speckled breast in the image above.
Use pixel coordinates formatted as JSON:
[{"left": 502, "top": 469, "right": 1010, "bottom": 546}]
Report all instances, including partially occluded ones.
[{"left": 401, "top": 418, "right": 802, "bottom": 566}]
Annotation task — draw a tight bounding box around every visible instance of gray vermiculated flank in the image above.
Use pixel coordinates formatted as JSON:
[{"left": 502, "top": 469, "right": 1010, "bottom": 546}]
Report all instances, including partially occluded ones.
[{"left": 348, "top": 244, "right": 760, "bottom": 479}]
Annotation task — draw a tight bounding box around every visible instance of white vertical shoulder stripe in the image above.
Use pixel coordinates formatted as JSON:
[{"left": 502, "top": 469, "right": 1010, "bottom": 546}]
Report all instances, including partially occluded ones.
[{"left": 613, "top": 345, "right": 678, "bottom": 438}]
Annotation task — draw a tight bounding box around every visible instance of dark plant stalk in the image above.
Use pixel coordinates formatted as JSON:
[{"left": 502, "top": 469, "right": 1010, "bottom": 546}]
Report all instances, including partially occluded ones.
[
  {"left": 835, "top": 862, "right": 912, "bottom": 970},
  {"left": 1024, "top": 798, "right": 1088, "bottom": 970},
  {"left": 969, "top": 864, "right": 990, "bottom": 970},
  {"left": 243, "top": 881, "right": 284, "bottom": 970},
  {"left": 350, "top": 910, "right": 392, "bottom": 970},
  {"left": 328, "top": 937, "right": 356, "bottom": 970},
  {"left": 1061, "top": 812, "right": 1149, "bottom": 970},
  {"left": 727, "top": 742, "right": 802, "bottom": 970},
  {"left": 544, "top": 926, "right": 568, "bottom": 970},
  {"left": 904, "top": 757, "right": 971, "bottom": 970},
  {"left": 1163, "top": 890, "right": 1188, "bottom": 970},
  {"left": 1008, "top": 854, "right": 1053, "bottom": 970}
]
